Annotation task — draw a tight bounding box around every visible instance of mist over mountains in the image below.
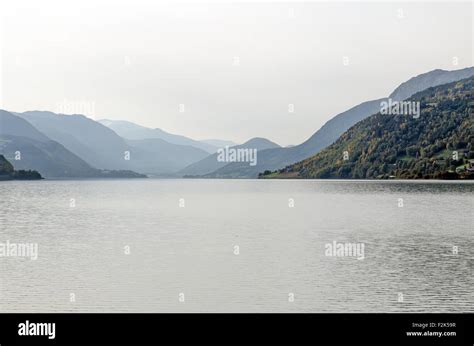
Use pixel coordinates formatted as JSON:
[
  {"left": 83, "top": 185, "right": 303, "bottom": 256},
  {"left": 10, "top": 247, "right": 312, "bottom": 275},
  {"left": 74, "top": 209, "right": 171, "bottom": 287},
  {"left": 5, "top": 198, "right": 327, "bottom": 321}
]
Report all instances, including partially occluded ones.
[
  {"left": 0, "top": 110, "right": 241, "bottom": 178},
  {"left": 180, "top": 137, "right": 281, "bottom": 177},
  {"left": 98, "top": 119, "right": 228, "bottom": 154},
  {"left": 0, "top": 110, "right": 99, "bottom": 177},
  {"left": 0, "top": 67, "right": 472, "bottom": 180}
]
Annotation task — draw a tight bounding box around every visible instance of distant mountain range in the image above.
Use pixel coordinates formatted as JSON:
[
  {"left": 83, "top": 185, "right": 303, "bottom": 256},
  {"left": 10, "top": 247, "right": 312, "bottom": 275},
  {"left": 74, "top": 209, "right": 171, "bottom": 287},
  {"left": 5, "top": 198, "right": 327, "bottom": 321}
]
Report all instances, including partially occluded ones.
[
  {"left": 18, "top": 111, "right": 134, "bottom": 171},
  {"left": 1, "top": 66, "right": 472, "bottom": 180},
  {"left": 124, "top": 137, "right": 209, "bottom": 174},
  {"left": 0, "top": 110, "right": 145, "bottom": 178},
  {"left": 180, "top": 137, "right": 281, "bottom": 177},
  {"left": 98, "top": 119, "right": 236, "bottom": 153},
  {"left": 265, "top": 77, "right": 474, "bottom": 179},
  {"left": 1, "top": 110, "right": 100, "bottom": 177},
  {"left": 0, "top": 110, "right": 239, "bottom": 178},
  {"left": 189, "top": 67, "right": 474, "bottom": 178},
  {"left": 200, "top": 139, "right": 238, "bottom": 148},
  {"left": 14, "top": 111, "right": 212, "bottom": 176}
]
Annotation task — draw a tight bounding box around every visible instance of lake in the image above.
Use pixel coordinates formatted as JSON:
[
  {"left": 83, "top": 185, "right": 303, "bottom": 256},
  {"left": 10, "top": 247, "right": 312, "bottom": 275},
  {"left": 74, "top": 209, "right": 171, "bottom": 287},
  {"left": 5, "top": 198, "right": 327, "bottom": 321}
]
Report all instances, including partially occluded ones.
[{"left": 0, "top": 179, "right": 472, "bottom": 312}]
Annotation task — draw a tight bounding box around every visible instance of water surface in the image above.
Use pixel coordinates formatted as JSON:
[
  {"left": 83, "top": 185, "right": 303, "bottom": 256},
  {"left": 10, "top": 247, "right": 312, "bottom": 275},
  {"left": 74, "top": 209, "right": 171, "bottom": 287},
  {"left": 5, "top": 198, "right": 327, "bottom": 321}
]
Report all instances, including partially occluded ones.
[{"left": 0, "top": 179, "right": 472, "bottom": 312}]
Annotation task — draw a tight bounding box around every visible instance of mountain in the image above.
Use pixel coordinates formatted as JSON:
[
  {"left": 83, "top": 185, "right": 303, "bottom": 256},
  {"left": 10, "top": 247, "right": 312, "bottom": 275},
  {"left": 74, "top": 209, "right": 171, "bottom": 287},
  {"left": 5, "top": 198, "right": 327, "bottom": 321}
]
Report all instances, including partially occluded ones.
[
  {"left": 125, "top": 137, "right": 209, "bottom": 174},
  {"left": 0, "top": 154, "right": 42, "bottom": 180},
  {"left": 0, "top": 110, "right": 145, "bottom": 178},
  {"left": 389, "top": 67, "right": 474, "bottom": 101},
  {"left": 98, "top": 119, "right": 218, "bottom": 153},
  {"left": 18, "top": 111, "right": 207, "bottom": 175},
  {"left": 202, "top": 67, "right": 474, "bottom": 178},
  {"left": 200, "top": 139, "right": 238, "bottom": 148},
  {"left": 0, "top": 154, "right": 15, "bottom": 179},
  {"left": 0, "top": 110, "right": 100, "bottom": 177},
  {"left": 0, "top": 110, "right": 50, "bottom": 142},
  {"left": 19, "top": 111, "right": 133, "bottom": 171},
  {"left": 180, "top": 137, "right": 281, "bottom": 177},
  {"left": 265, "top": 77, "right": 474, "bottom": 179}
]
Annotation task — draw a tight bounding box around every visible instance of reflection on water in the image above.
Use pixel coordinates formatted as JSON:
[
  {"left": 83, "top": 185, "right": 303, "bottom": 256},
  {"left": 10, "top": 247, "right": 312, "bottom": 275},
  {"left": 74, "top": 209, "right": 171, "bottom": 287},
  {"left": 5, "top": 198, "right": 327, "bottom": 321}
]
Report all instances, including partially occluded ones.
[{"left": 0, "top": 179, "right": 472, "bottom": 312}]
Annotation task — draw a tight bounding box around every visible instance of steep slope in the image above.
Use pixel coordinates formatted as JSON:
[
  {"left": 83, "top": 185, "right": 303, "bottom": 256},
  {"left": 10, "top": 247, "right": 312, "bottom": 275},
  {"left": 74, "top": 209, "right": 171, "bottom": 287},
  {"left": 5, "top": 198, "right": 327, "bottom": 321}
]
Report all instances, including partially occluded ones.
[
  {"left": 19, "top": 111, "right": 132, "bottom": 170},
  {"left": 266, "top": 77, "right": 474, "bottom": 179},
  {"left": 205, "top": 67, "right": 474, "bottom": 178},
  {"left": 389, "top": 67, "right": 474, "bottom": 101},
  {"left": 0, "top": 110, "right": 144, "bottom": 178},
  {"left": 125, "top": 138, "right": 209, "bottom": 174},
  {"left": 0, "top": 110, "right": 100, "bottom": 177},
  {"left": 0, "top": 134, "right": 98, "bottom": 178},
  {"left": 0, "top": 154, "right": 14, "bottom": 175},
  {"left": 99, "top": 119, "right": 218, "bottom": 153},
  {"left": 180, "top": 137, "right": 281, "bottom": 177},
  {"left": 19, "top": 112, "right": 206, "bottom": 175},
  {"left": 0, "top": 110, "right": 50, "bottom": 141}
]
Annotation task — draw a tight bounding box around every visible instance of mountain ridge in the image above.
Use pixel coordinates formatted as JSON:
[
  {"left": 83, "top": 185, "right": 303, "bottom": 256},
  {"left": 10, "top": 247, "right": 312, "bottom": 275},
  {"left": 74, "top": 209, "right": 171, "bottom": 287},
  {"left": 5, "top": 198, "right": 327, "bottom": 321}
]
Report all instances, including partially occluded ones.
[
  {"left": 99, "top": 119, "right": 220, "bottom": 153},
  {"left": 0, "top": 110, "right": 145, "bottom": 178},
  {"left": 194, "top": 67, "right": 474, "bottom": 178},
  {"left": 181, "top": 137, "right": 281, "bottom": 177},
  {"left": 17, "top": 111, "right": 208, "bottom": 175},
  {"left": 265, "top": 77, "right": 474, "bottom": 179}
]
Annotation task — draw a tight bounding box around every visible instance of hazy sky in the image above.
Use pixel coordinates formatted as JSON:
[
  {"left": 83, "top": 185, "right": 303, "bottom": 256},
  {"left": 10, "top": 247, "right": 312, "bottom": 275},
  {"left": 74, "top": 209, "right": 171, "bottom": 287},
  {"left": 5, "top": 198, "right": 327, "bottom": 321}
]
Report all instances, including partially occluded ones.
[{"left": 0, "top": 0, "right": 472, "bottom": 145}]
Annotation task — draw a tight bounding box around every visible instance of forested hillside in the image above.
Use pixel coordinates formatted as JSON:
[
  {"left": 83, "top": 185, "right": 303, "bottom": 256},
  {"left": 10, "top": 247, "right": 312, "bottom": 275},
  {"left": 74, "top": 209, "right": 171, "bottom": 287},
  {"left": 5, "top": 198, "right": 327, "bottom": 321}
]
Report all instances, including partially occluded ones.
[{"left": 264, "top": 77, "right": 474, "bottom": 179}]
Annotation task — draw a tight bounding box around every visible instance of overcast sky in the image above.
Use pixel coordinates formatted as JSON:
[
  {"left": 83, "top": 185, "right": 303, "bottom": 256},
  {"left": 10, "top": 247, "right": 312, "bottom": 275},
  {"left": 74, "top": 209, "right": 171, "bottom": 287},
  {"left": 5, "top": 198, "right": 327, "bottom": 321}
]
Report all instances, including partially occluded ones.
[{"left": 0, "top": 0, "right": 472, "bottom": 146}]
